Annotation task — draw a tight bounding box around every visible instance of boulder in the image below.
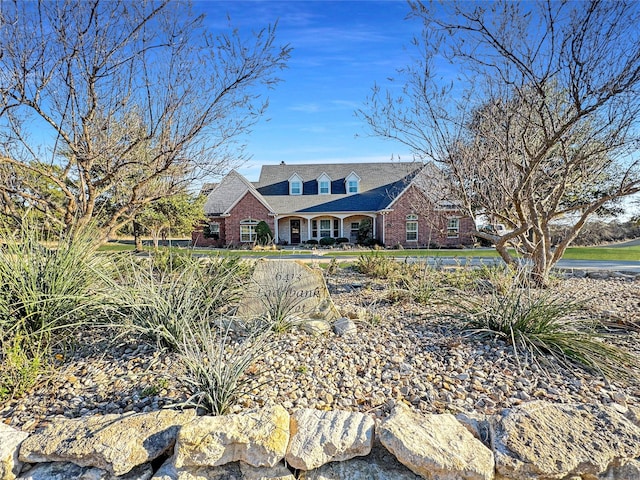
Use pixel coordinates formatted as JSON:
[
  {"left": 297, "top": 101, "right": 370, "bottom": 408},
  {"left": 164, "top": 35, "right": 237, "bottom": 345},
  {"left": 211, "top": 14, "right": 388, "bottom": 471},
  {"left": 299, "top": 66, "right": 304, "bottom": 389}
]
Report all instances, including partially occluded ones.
[
  {"left": 378, "top": 403, "right": 494, "bottom": 480},
  {"left": 18, "top": 410, "right": 195, "bottom": 476},
  {"left": 599, "top": 459, "right": 640, "bottom": 480},
  {"left": 239, "top": 462, "right": 295, "bottom": 480},
  {"left": 152, "top": 459, "right": 243, "bottom": 480},
  {"left": 174, "top": 404, "right": 289, "bottom": 469},
  {"left": 491, "top": 401, "right": 640, "bottom": 479},
  {"left": 17, "top": 462, "right": 153, "bottom": 480},
  {"left": 332, "top": 318, "right": 357, "bottom": 336},
  {"left": 306, "top": 443, "right": 421, "bottom": 480},
  {"left": 238, "top": 260, "right": 339, "bottom": 323},
  {"left": 285, "top": 409, "right": 374, "bottom": 470},
  {"left": 0, "top": 423, "right": 29, "bottom": 480}
]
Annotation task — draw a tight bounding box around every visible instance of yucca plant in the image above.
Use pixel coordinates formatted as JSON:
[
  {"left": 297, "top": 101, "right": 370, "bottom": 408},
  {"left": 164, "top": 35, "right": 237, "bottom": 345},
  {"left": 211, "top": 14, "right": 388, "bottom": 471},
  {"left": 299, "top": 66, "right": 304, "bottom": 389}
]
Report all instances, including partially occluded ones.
[
  {"left": 0, "top": 222, "right": 113, "bottom": 401},
  {"left": 178, "top": 317, "right": 273, "bottom": 415},
  {"left": 115, "top": 253, "right": 246, "bottom": 350},
  {"left": 460, "top": 286, "right": 638, "bottom": 381},
  {"left": 0, "top": 223, "right": 111, "bottom": 340}
]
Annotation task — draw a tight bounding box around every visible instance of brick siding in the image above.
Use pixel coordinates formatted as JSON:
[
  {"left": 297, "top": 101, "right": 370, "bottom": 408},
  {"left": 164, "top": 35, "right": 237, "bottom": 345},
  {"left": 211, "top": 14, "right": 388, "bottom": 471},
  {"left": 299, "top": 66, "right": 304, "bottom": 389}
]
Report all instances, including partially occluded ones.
[{"left": 383, "top": 186, "right": 475, "bottom": 247}]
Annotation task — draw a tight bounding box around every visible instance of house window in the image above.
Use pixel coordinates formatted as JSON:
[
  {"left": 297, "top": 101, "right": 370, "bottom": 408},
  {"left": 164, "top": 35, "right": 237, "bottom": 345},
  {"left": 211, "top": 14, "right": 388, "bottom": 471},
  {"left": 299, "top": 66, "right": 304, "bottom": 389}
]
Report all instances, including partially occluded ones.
[
  {"left": 208, "top": 222, "right": 220, "bottom": 239},
  {"left": 347, "top": 180, "right": 358, "bottom": 193},
  {"left": 290, "top": 181, "right": 301, "bottom": 195},
  {"left": 406, "top": 214, "right": 418, "bottom": 242},
  {"left": 319, "top": 219, "right": 332, "bottom": 238},
  {"left": 312, "top": 220, "right": 318, "bottom": 238},
  {"left": 333, "top": 219, "right": 339, "bottom": 237},
  {"left": 447, "top": 218, "right": 460, "bottom": 238},
  {"left": 240, "top": 219, "right": 259, "bottom": 242},
  {"left": 319, "top": 180, "right": 330, "bottom": 194}
]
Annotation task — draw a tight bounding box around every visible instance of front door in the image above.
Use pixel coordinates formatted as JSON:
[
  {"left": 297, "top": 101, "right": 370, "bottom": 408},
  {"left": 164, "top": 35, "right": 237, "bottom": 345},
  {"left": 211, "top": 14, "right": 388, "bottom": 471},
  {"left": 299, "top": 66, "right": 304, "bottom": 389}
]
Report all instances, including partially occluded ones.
[{"left": 290, "top": 219, "right": 301, "bottom": 244}]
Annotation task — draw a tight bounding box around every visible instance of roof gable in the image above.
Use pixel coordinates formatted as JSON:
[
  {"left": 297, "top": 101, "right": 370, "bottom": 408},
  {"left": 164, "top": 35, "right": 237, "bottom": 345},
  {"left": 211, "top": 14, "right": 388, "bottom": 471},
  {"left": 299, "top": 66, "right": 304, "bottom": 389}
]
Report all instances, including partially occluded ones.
[{"left": 204, "top": 170, "right": 273, "bottom": 215}]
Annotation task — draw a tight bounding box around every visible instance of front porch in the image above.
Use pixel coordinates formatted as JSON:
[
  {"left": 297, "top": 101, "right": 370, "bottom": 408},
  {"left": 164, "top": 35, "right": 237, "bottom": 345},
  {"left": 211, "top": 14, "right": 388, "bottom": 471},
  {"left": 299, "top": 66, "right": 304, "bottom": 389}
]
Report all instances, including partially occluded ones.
[{"left": 275, "top": 214, "right": 377, "bottom": 245}]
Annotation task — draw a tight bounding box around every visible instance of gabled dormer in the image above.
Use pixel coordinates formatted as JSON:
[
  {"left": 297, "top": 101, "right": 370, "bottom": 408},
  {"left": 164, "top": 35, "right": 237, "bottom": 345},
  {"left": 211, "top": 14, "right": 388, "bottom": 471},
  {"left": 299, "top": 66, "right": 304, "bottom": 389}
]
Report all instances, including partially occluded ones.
[
  {"left": 317, "top": 172, "right": 332, "bottom": 195},
  {"left": 288, "top": 173, "right": 303, "bottom": 195},
  {"left": 345, "top": 171, "right": 361, "bottom": 194}
]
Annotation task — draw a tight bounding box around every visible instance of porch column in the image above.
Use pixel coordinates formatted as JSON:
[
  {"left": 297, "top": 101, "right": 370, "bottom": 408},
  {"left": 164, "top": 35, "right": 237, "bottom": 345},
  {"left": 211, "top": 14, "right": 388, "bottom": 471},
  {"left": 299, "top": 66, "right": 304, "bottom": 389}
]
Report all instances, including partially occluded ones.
[
  {"left": 340, "top": 218, "right": 344, "bottom": 238},
  {"left": 373, "top": 216, "right": 376, "bottom": 241},
  {"left": 273, "top": 215, "right": 279, "bottom": 243},
  {"left": 308, "top": 217, "right": 312, "bottom": 240}
]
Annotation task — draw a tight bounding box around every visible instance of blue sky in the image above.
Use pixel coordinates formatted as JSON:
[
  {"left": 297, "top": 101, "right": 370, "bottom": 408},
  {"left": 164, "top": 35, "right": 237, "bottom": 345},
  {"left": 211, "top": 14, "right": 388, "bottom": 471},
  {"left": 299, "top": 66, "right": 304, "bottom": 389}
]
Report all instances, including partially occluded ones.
[{"left": 194, "top": 1, "right": 421, "bottom": 181}]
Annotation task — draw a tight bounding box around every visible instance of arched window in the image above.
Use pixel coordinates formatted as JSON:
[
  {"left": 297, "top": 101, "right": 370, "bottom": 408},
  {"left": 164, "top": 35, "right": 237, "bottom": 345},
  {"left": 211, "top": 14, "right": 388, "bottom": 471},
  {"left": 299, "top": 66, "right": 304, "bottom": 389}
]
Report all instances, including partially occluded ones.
[
  {"left": 240, "top": 219, "right": 259, "bottom": 242},
  {"left": 406, "top": 214, "right": 418, "bottom": 242}
]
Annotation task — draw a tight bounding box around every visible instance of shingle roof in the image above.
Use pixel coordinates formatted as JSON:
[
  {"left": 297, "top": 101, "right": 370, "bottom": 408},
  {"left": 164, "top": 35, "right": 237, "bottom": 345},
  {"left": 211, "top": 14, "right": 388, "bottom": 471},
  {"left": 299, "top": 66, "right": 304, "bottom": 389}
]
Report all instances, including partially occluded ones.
[
  {"left": 253, "top": 162, "right": 423, "bottom": 213},
  {"left": 203, "top": 162, "right": 445, "bottom": 216},
  {"left": 204, "top": 170, "right": 272, "bottom": 215}
]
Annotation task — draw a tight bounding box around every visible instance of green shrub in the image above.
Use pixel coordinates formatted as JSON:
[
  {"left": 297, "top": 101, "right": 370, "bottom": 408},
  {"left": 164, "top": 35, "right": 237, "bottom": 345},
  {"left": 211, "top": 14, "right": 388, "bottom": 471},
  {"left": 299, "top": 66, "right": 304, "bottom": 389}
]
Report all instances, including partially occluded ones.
[
  {"left": 0, "top": 335, "right": 49, "bottom": 401},
  {"left": 319, "top": 237, "right": 336, "bottom": 246},
  {"left": 355, "top": 252, "right": 400, "bottom": 279},
  {"left": 336, "top": 237, "right": 349, "bottom": 244},
  {"left": 389, "top": 263, "right": 439, "bottom": 305},
  {"left": 178, "top": 318, "right": 273, "bottom": 415},
  {"left": 0, "top": 223, "right": 112, "bottom": 343},
  {"left": 115, "top": 254, "right": 246, "bottom": 350},
  {"left": 459, "top": 286, "right": 638, "bottom": 380},
  {"left": 255, "top": 221, "right": 273, "bottom": 245},
  {"left": 305, "top": 239, "right": 318, "bottom": 245}
]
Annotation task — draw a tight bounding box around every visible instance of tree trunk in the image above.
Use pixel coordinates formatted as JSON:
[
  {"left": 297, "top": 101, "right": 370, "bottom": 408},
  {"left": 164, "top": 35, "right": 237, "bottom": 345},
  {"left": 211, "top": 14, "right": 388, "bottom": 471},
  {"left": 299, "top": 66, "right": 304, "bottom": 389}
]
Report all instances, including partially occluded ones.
[{"left": 133, "top": 220, "right": 144, "bottom": 252}]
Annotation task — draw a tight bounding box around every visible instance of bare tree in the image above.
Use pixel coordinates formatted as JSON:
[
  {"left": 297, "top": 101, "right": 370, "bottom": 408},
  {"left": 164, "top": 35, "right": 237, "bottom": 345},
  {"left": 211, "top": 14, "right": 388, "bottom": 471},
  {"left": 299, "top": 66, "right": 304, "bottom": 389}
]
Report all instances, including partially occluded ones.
[
  {"left": 0, "top": 0, "right": 290, "bottom": 239},
  {"left": 357, "top": 0, "right": 640, "bottom": 285}
]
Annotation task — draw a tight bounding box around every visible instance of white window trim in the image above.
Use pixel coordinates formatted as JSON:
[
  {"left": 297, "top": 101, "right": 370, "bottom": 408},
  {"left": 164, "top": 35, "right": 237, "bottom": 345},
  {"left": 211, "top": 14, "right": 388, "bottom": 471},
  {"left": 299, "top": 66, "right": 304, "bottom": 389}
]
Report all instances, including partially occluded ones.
[
  {"left": 406, "top": 214, "right": 418, "bottom": 242},
  {"left": 345, "top": 172, "right": 361, "bottom": 194},
  {"left": 289, "top": 173, "right": 303, "bottom": 196},
  {"left": 240, "top": 219, "right": 259, "bottom": 242},
  {"left": 317, "top": 173, "right": 332, "bottom": 195},
  {"left": 447, "top": 218, "right": 460, "bottom": 238}
]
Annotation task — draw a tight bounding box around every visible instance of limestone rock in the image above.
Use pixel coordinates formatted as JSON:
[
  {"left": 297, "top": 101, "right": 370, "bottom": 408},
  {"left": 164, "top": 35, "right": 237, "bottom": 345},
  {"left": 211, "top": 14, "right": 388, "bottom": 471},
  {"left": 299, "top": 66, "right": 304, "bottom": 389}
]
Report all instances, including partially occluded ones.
[
  {"left": 239, "top": 462, "right": 295, "bottom": 480},
  {"left": 306, "top": 443, "right": 421, "bottom": 480},
  {"left": 455, "top": 412, "right": 491, "bottom": 446},
  {"left": 597, "top": 459, "right": 640, "bottom": 480},
  {"left": 285, "top": 409, "right": 374, "bottom": 470},
  {"left": 0, "top": 423, "right": 29, "bottom": 480},
  {"left": 299, "top": 320, "right": 331, "bottom": 336},
  {"left": 378, "top": 403, "right": 494, "bottom": 480},
  {"left": 152, "top": 459, "right": 243, "bottom": 480},
  {"left": 332, "top": 318, "right": 357, "bottom": 336},
  {"left": 238, "top": 260, "right": 339, "bottom": 322},
  {"left": 174, "top": 404, "right": 289, "bottom": 469},
  {"left": 491, "top": 401, "right": 640, "bottom": 479},
  {"left": 18, "top": 410, "right": 195, "bottom": 476},
  {"left": 17, "top": 461, "right": 153, "bottom": 480}
]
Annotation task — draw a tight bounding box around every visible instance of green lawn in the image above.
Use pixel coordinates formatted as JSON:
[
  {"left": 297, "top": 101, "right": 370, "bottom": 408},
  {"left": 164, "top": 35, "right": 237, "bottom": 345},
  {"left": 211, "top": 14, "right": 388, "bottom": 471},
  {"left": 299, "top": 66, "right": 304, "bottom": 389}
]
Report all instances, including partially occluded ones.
[{"left": 98, "top": 241, "right": 640, "bottom": 261}]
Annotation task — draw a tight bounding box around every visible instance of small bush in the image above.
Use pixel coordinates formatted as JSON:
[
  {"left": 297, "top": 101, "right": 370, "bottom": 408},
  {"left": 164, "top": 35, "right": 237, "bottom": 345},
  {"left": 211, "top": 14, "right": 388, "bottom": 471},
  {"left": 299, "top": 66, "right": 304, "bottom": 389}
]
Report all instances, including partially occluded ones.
[
  {"left": 0, "top": 335, "right": 49, "bottom": 401},
  {"left": 255, "top": 221, "right": 273, "bottom": 246},
  {"left": 115, "top": 254, "right": 246, "bottom": 350},
  {"left": 178, "top": 319, "right": 273, "bottom": 415},
  {"left": 319, "top": 237, "right": 336, "bottom": 246},
  {"left": 459, "top": 286, "right": 638, "bottom": 380},
  {"left": 355, "top": 252, "right": 400, "bottom": 279},
  {"left": 305, "top": 239, "right": 318, "bottom": 245},
  {"left": 336, "top": 237, "right": 349, "bottom": 244}
]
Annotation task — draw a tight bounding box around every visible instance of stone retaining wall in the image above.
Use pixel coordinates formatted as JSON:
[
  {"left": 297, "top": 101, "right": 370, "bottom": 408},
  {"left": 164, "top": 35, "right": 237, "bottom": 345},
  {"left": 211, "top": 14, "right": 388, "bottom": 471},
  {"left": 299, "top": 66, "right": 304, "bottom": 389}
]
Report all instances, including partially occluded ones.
[{"left": 2, "top": 400, "right": 640, "bottom": 480}]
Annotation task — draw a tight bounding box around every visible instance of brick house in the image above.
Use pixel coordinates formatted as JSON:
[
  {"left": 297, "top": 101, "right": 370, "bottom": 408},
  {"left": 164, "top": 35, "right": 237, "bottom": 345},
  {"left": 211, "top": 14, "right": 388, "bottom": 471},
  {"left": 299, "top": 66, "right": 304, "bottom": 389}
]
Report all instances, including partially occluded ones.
[{"left": 192, "top": 162, "right": 475, "bottom": 248}]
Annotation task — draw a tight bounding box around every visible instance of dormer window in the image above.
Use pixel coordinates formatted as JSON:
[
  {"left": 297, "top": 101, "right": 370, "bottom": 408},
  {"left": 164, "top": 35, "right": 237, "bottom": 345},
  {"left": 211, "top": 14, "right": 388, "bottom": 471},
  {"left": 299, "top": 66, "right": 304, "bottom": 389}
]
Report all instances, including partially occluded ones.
[
  {"left": 345, "top": 172, "right": 361, "bottom": 194},
  {"left": 289, "top": 173, "right": 303, "bottom": 195},
  {"left": 317, "top": 173, "right": 331, "bottom": 195}
]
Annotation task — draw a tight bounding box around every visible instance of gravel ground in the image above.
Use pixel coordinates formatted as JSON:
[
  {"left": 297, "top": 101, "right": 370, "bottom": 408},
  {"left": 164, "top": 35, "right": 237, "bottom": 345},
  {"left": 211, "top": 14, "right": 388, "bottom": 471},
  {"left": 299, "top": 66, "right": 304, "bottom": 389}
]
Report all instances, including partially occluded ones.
[{"left": 2, "top": 267, "right": 639, "bottom": 432}]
